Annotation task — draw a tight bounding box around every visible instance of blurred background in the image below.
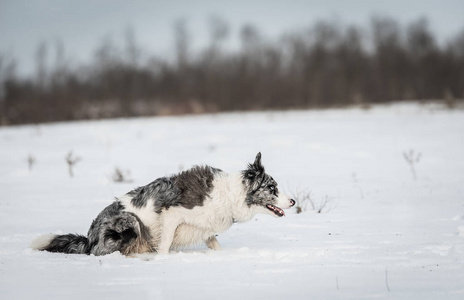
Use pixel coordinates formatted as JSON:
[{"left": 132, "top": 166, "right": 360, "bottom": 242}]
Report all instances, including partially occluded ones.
[{"left": 1, "top": 0, "right": 463, "bottom": 125}]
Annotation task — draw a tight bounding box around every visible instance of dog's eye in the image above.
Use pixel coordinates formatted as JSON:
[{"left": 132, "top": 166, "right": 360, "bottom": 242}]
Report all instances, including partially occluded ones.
[{"left": 268, "top": 185, "right": 275, "bottom": 191}]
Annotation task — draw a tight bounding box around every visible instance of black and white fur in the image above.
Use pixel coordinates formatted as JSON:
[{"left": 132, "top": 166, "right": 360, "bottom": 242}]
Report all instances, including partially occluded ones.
[{"left": 31, "top": 153, "right": 295, "bottom": 256}]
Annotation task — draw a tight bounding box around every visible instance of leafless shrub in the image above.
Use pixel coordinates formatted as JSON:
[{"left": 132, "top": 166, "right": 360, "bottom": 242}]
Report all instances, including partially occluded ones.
[
  {"left": 314, "top": 195, "right": 332, "bottom": 213},
  {"left": 112, "top": 167, "right": 133, "bottom": 183},
  {"left": 27, "top": 154, "right": 36, "bottom": 171},
  {"left": 403, "top": 149, "right": 421, "bottom": 180},
  {"left": 292, "top": 188, "right": 332, "bottom": 214},
  {"left": 292, "top": 189, "right": 312, "bottom": 214},
  {"left": 65, "top": 151, "right": 81, "bottom": 177}
]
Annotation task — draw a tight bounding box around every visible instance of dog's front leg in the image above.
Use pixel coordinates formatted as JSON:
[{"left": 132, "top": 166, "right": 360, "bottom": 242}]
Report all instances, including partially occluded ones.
[
  {"left": 157, "top": 217, "right": 179, "bottom": 255},
  {"left": 205, "top": 235, "right": 221, "bottom": 251}
]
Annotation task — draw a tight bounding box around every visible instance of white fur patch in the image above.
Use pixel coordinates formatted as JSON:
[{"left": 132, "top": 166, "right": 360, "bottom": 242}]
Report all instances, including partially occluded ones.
[
  {"left": 276, "top": 190, "right": 293, "bottom": 209},
  {"left": 208, "top": 172, "right": 255, "bottom": 223},
  {"left": 30, "top": 234, "right": 56, "bottom": 250},
  {"left": 119, "top": 194, "right": 159, "bottom": 231}
]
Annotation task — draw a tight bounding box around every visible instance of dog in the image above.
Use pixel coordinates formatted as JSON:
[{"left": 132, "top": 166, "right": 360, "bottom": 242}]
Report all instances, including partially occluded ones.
[{"left": 31, "top": 152, "right": 295, "bottom": 256}]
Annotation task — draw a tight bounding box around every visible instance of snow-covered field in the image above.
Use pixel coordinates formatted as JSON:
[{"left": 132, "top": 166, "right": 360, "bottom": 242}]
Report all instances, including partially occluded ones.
[{"left": 1, "top": 103, "right": 463, "bottom": 299}]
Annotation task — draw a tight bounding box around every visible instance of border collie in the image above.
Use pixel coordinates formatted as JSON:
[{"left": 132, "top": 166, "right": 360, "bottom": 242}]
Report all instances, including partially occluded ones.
[{"left": 31, "top": 152, "right": 295, "bottom": 256}]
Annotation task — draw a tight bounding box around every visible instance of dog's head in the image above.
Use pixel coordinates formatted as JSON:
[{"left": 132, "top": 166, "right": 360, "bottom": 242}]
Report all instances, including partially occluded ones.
[{"left": 242, "top": 152, "right": 295, "bottom": 217}]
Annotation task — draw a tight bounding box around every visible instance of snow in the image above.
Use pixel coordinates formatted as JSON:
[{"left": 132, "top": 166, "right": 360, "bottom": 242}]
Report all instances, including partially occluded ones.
[{"left": 1, "top": 103, "right": 464, "bottom": 299}]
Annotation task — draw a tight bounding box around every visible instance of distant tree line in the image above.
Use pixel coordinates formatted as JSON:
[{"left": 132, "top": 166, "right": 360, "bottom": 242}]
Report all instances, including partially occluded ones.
[{"left": 1, "top": 16, "right": 463, "bottom": 125}]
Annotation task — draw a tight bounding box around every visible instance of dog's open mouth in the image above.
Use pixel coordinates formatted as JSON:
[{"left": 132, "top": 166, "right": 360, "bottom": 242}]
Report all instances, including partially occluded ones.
[{"left": 266, "top": 204, "right": 285, "bottom": 217}]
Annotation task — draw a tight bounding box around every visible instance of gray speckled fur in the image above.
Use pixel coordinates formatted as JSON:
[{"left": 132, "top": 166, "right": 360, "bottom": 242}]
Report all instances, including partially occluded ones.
[
  {"left": 242, "top": 152, "right": 281, "bottom": 207},
  {"left": 128, "top": 165, "right": 221, "bottom": 213},
  {"left": 41, "top": 233, "right": 90, "bottom": 254},
  {"left": 43, "top": 201, "right": 154, "bottom": 256},
  {"left": 86, "top": 201, "right": 155, "bottom": 255}
]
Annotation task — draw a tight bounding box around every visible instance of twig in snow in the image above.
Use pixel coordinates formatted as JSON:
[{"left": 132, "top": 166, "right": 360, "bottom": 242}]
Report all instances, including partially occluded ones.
[
  {"left": 27, "top": 154, "right": 36, "bottom": 171},
  {"left": 65, "top": 151, "right": 81, "bottom": 178},
  {"left": 314, "top": 195, "right": 332, "bottom": 213},
  {"left": 385, "top": 267, "right": 391, "bottom": 292},
  {"left": 352, "top": 173, "right": 364, "bottom": 199},
  {"left": 403, "top": 149, "right": 421, "bottom": 180},
  {"left": 112, "top": 167, "right": 133, "bottom": 183}
]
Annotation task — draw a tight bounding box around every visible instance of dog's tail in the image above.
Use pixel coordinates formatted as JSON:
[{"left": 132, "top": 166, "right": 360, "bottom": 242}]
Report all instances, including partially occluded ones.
[{"left": 31, "top": 233, "right": 90, "bottom": 254}]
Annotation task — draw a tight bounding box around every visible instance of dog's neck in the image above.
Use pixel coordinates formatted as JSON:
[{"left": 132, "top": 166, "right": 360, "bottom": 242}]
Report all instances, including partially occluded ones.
[{"left": 226, "top": 173, "right": 257, "bottom": 223}]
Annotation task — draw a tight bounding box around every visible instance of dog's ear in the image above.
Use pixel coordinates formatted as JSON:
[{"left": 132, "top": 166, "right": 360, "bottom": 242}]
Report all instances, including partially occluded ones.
[
  {"left": 253, "top": 152, "right": 262, "bottom": 169},
  {"left": 244, "top": 152, "right": 264, "bottom": 179}
]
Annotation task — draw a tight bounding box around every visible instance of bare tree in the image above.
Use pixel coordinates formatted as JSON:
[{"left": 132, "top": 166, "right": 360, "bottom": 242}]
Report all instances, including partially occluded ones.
[
  {"left": 50, "top": 38, "right": 68, "bottom": 86},
  {"left": 94, "top": 35, "right": 121, "bottom": 72},
  {"left": 240, "top": 24, "right": 262, "bottom": 53},
  {"left": 123, "top": 26, "right": 142, "bottom": 113},
  {"left": 35, "top": 41, "right": 48, "bottom": 89},
  {"left": 174, "top": 18, "right": 190, "bottom": 70},
  {"left": 124, "top": 26, "right": 141, "bottom": 67},
  {"left": 447, "top": 28, "right": 464, "bottom": 58},
  {"left": 208, "top": 15, "right": 230, "bottom": 52},
  {"left": 370, "top": 16, "right": 409, "bottom": 102},
  {"left": 407, "top": 17, "right": 436, "bottom": 59},
  {"left": 0, "top": 54, "right": 16, "bottom": 125},
  {"left": 371, "top": 16, "right": 402, "bottom": 51}
]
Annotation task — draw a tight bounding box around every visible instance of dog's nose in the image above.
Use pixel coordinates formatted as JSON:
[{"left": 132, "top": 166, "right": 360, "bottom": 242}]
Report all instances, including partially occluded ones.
[{"left": 290, "top": 199, "right": 296, "bottom": 207}]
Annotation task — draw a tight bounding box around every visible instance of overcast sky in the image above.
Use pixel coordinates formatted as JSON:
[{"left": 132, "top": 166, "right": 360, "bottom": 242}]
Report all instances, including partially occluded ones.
[{"left": 1, "top": 0, "right": 463, "bottom": 76}]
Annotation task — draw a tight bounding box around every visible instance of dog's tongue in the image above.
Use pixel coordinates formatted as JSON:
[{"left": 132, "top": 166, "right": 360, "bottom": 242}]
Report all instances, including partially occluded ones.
[{"left": 267, "top": 204, "right": 285, "bottom": 217}]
